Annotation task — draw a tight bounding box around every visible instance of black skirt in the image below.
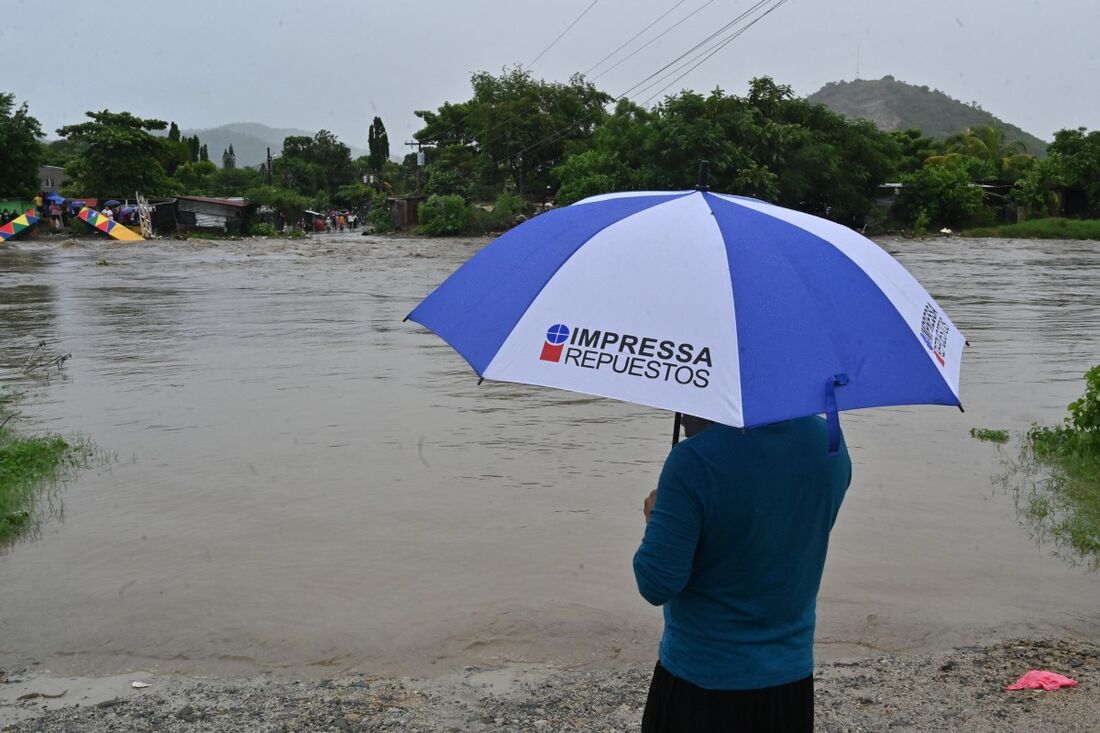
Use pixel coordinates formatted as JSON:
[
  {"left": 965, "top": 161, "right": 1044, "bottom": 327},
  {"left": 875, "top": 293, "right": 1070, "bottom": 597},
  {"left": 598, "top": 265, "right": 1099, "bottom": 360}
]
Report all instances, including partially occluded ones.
[{"left": 641, "top": 661, "right": 813, "bottom": 733}]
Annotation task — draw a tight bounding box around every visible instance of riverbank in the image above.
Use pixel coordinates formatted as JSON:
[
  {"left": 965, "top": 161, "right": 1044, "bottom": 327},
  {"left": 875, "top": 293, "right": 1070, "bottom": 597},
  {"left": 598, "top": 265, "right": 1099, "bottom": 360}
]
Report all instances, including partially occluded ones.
[
  {"left": 963, "top": 217, "right": 1100, "bottom": 240},
  {"left": 1, "top": 637, "right": 1096, "bottom": 732}
]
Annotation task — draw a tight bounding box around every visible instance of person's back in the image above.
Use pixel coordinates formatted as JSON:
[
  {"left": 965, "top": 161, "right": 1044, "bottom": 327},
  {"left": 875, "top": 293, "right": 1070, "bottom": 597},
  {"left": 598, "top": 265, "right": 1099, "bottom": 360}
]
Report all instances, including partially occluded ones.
[{"left": 634, "top": 416, "right": 851, "bottom": 731}]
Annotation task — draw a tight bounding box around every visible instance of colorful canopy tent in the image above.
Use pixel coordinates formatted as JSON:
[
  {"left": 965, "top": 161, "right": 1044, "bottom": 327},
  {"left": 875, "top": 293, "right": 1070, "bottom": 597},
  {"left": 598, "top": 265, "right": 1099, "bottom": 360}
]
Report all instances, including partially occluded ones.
[
  {"left": 76, "top": 206, "right": 144, "bottom": 241},
  {"left": 0, "top": 210, "right": 39, "bottom": 243}
]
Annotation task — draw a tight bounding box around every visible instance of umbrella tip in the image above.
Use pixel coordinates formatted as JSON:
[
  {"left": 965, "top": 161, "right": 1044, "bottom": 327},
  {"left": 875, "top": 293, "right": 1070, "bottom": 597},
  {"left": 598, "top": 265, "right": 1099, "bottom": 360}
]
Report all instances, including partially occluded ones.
[{"left": 695, "top": 160, "right": 710, "bottom": 192}]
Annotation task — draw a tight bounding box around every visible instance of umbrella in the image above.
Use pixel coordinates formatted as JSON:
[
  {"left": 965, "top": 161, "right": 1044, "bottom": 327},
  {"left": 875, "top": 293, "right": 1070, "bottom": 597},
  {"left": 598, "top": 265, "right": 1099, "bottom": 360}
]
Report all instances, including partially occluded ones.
[
  {"left": 46, "top": 193, "right": 65, "bottom": 204},
  {"left": 105, "top": 199, "right": 121, "bottom": 207},
  {"left": 407, "top": 183, "right": 965, "bottom": 450}
]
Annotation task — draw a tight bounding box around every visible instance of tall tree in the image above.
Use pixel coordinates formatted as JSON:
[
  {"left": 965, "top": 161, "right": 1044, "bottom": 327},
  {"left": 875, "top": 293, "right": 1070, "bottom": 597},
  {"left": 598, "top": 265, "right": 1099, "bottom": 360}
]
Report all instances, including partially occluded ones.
[
  {"left": 56, "top": 109, "right": 169, "bottom": 198},
  {"left": 1048, "top": 127, "right": 1100, "bottom": 216},
  {"left": 0, "top": 93, "right": 44, "bottom": 197},
  {"left": 168, "top": 121, "right": 180, "bottom": 142},
  {"left": 186, "top": 134, "right": 201, "bottom": 163},
  {"left": 415, "top": 68, "right": 612, "bottom": 197},
  {"left": 222, "top": 144, "right": 236, "bottom": 169},
  {"left": 274, "top": 130, "right": 353, "bottom": 194},
  {"left": 551, "top": 77, "right": 899, "bottom": 226},
  {"left": 368, "top": 116, "right": 390, "bottom": 172},
  {"left": 199, "top": 143, "right": 209, "bottom": 162}
]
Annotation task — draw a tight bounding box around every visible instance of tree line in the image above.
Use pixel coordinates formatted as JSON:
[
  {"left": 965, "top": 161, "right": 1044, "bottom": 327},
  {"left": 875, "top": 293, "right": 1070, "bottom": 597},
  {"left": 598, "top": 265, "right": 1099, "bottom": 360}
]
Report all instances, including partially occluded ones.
[{"left": 2, "top": 71, "right": 1099, "bottom": 235}]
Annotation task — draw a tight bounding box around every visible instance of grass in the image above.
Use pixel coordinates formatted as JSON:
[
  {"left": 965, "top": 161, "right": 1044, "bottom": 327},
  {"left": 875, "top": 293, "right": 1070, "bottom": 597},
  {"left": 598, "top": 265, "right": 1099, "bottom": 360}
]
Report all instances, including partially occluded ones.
[
  {"left": 997, "top": 366, "right": 1100, "bottom": 568},
  {"left": 964, "top": 217, "right": 1100, "bottom": 240},
  {"left": 970, "top": 427, "right": 1010, "bottom": 444},
  {"left": 0, "top": 389, "right": 93, "bottom": 548}
]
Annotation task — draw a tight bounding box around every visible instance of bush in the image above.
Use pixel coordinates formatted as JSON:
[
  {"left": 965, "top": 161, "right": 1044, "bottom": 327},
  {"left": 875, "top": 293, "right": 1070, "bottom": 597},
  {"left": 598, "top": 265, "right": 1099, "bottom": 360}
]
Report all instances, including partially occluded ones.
[
  {"left": 249, "top": 222, "right": 277, "bottom": 237},
  {"left": 894, "top": 163, "right": 985, "bottom": 229},
  {"left": 418, "top": 194, "right": 468, "bottom": 236},
  {"left": 366, "top": 192, "right": 393, "bottom": 233}
]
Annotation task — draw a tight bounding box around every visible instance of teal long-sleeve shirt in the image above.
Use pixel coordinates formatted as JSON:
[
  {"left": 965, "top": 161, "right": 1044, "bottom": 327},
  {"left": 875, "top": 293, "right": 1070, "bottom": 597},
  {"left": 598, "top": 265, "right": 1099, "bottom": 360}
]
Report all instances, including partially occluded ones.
[{"left": 633, "top": 417, "right": 851, "bottom": 690}]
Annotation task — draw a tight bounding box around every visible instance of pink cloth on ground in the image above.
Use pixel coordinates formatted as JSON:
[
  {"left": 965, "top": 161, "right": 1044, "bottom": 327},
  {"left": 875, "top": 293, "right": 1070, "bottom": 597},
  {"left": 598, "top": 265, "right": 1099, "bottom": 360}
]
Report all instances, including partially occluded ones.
[{"left": 1005, "top": 670, "right": 1077, "bottom": 691}]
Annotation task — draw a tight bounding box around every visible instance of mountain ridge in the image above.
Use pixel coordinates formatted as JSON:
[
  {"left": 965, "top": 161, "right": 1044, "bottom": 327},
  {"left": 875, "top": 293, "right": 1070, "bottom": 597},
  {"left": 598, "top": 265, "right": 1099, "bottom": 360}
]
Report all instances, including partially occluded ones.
[{"left": 806, "top": 76, "right": 1048, "bottom": 156}]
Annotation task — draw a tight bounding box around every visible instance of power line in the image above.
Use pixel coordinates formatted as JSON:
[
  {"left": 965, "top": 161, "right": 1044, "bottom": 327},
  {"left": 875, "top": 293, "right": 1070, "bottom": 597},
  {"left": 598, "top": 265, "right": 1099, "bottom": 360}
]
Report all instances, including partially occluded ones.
[
  {"left": 583, "top": 0, "right": 688, "bottom": 77},
  {"left": 615, "top": 0, "right": 772, "bottom": 100},
  {"left": 526, "top": 0, "right": 602, "bottom": 69},
  {"left": 505, "top": 0, "right": 790, "bottom": 165},
  {"left": 591, "top": 0, "right": 718, "bottom": 81},
  {"left": 640, "top": 0, "right": 792, "bottom": 105}
]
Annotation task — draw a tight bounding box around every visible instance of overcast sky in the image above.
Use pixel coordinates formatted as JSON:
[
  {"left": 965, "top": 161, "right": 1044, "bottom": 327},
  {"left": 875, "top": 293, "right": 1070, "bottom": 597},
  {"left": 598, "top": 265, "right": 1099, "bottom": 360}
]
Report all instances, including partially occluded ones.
[{"left": 4, "top": 0, "right": 1097, "bottom": 149}]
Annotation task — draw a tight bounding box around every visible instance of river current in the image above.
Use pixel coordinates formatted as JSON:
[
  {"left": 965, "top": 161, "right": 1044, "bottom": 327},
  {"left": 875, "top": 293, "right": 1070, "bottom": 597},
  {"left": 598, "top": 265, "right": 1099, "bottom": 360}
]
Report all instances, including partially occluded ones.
[{"left": 1, "top": 232, "right": 1098, "bottom": 677}]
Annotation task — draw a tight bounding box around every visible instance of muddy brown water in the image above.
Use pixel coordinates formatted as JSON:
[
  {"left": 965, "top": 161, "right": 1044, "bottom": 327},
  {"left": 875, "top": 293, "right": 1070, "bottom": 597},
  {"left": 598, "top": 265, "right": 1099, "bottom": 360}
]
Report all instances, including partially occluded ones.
[{"left": 1, "top": 233, "right": 1098, "bottom": 678}]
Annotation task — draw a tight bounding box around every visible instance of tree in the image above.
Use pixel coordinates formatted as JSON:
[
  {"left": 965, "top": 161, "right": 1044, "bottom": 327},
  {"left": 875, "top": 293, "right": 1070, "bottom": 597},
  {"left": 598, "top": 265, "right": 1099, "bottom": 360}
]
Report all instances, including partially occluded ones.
[
  {"left": 56, "top": 109, "right": 169, "bottom": 198},
  {"left": 551, "top": 77, "right": 899, "bottom": 225},
  {"left": 0, "top": 93, "right": 44, "bottom": 197},
  {"left": 167, "top": 121, "right": 180, "bottom": 142},
  {"left": 199, "top": 143, "right": 209, "bottom": 162},
  {"left": 222, "top": 144, "right": 236, "bottom": 169},
  {"left": 415, "top": 68, "right": 612, "bottom": 198},
  {"left": 894, "top": 162, "right": 984, "bottom": 229},
  {"left": 184, "top": 134, "right": 201, "bottom": 163},
  {"left": 931, "top": 125, "right": 1034, "bottom": 182},
  {"left": 274, "top": 130, "right": 353, "bottom": 195},
  {"left": 1048, "top": 127, "right": 1100, "bottom": 216},
  {"left": 368, "top": 116, "right": 389, "bottom": 172}
]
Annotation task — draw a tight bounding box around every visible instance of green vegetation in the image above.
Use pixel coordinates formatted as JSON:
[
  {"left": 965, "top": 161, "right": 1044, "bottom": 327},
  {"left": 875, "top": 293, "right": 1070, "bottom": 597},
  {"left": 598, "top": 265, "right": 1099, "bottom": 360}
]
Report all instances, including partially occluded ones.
[
  {"left": 552, "top": 78, "right": 899, "bottom": 227},
  {"left": 896, "top": 164, "right": 986, "bottom": 231},
  {"left": 0, "top": 389, "right": 90, "bottom": 547},
  {"left": 965, "top": 218, "right": 1100, "bottom": 239},
  {"left": 0, "top": 93, "right": 45, "bottom": 197},
  {"left": 418, "top": 194, "right": 469, "bottom": 235},
  {"left": 56, "top": 110, "right": 171, "bottom": 199},
  {"left": 6, "top": 71, "right": 1100, "bottom": 238},
  {"left": 1012, "top": 366, "right": 1100, "bottom": 567},
  {"left": 970, "top": 427, "right": 1010, "bottom": 444}
]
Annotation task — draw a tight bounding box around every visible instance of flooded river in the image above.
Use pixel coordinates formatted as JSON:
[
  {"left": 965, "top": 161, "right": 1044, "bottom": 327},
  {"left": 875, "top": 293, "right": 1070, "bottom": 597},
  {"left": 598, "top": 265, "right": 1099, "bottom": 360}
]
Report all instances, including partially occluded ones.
[{"left": 1, "top": 233, "right": 1098, "bottom": 678}]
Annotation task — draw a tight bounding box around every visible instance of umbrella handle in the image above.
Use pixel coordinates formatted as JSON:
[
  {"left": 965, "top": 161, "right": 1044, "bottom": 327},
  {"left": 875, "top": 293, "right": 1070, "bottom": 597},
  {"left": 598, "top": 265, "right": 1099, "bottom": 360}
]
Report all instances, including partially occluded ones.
[{"left": 672, "top": 412, "right": 682, "bottom": 446}]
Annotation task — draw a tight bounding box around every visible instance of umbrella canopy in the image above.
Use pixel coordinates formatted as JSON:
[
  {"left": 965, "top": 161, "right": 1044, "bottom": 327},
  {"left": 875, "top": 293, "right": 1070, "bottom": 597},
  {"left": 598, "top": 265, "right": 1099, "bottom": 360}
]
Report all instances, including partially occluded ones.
[
  {"left": 408, "top": 190, "right": 965, "bottom": 441},
  {"left": 46, "top": 193, "right": 65, "bottom": 204},
  {"left": 104, "top": 199, "right": 121, "bottom": 207}
]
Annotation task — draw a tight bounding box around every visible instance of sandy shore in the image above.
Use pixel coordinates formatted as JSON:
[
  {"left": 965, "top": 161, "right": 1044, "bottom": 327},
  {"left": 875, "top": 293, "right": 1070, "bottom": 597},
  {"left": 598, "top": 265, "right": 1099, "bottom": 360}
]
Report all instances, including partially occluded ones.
[{"left": 2, "top": 637, "right": 1096, "bottom": 732}]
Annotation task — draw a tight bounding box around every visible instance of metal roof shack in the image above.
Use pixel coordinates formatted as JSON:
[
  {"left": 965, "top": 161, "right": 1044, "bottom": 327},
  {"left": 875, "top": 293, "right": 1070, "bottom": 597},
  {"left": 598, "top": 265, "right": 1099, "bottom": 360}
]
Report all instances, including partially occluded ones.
[{"left": 175, "top": 196, "right": 255, "bottom": 234}]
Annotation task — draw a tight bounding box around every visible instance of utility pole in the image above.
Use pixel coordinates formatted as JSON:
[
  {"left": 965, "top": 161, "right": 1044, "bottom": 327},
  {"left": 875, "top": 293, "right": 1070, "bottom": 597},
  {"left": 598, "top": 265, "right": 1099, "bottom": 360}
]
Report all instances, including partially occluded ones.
[{"left": 405, "top": 140, "right": 427, "bottom": 195}]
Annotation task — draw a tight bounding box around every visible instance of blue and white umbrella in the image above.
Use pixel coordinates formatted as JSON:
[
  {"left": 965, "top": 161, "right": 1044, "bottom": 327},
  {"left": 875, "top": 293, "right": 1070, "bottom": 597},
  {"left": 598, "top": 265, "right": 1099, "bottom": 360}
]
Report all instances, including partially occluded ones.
[{"left": 408, "top": 190, "right": 965, "bottom": 448}]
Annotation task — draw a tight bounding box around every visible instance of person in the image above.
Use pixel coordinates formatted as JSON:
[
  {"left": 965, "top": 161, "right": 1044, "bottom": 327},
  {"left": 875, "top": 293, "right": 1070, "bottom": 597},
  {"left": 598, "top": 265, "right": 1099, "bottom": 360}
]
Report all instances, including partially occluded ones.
[
  {"left": 48, "top": 202, "right": 63, "bottom": 230},
  {"left": 33, "top": 192, "right": 44, "bottom": 217},
  {"left": 101, "top": 206, "right": 114, "bottom": 220},
  {"left": 634, "top": 414, "right": 851, "bottom": 732}
]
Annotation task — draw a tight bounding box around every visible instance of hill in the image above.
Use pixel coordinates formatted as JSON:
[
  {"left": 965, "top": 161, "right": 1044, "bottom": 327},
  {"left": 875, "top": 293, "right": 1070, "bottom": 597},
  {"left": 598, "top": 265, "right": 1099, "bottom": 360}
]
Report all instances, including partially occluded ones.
[
  {"left": 807, "top": 76, "right": 1047, "bottom": 156},
  {"left": 167, "top": 123, "right": 367, "bottom": 167}
]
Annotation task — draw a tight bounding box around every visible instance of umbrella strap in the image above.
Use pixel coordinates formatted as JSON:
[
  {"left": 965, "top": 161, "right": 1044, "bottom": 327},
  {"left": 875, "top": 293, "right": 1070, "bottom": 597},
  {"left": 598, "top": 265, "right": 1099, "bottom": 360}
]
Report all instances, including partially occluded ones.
[{"left": 825, "top": 373, "right": 849, "bottom": 456}]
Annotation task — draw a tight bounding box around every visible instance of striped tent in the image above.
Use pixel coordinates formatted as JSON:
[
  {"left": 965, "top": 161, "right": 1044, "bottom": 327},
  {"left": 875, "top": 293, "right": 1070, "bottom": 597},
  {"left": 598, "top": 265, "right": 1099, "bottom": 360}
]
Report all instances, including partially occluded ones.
[{"left": 0, "top": 210, "right": 39, "bottom": 243}]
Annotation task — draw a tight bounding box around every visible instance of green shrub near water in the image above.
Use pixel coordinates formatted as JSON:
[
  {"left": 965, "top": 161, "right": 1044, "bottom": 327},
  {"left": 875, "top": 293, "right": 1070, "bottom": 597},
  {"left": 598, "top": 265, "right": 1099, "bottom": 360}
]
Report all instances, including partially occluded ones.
[
  {"left": 418, "top": 194, "right": 469, "bottom": 236},
  {"left": 0, "top": 390, "right": 89, "bottom": 547},
  {"left": 1019, "top": 365, "right": 1100, "bottom": 565}
]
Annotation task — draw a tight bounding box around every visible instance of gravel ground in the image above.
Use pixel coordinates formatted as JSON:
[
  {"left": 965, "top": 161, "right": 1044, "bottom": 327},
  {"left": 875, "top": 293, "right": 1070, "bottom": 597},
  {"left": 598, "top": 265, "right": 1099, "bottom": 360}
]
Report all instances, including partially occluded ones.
[{"left": 2, "top": 638, "right": 1097, "bottom": 732}]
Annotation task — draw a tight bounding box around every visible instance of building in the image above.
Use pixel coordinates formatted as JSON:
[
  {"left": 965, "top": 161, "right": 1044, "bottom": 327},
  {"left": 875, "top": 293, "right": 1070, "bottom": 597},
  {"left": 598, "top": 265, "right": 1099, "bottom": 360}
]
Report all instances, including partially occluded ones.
[
  {"left": 174, "top": 196, "right": 255, "bottom": 234},
  {"left": 39, "top": 165, "right": 69, "bottom": 193}
]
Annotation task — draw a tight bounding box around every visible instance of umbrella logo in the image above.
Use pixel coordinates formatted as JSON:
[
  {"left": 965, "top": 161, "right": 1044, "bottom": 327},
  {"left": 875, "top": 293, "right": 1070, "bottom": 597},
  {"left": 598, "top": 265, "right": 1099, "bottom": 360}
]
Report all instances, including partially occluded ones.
[
  {"left": 919, "top": 302, "right": 948, "bottom": 366},
  {"left": 540, "top": 323, "right": 570, "bottom": 362}
]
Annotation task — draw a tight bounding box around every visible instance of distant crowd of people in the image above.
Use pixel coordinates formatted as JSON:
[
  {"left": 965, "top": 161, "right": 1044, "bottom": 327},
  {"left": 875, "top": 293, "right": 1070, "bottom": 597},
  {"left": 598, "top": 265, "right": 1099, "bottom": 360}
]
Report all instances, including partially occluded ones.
[
  {"left": 283, "top": 209, "right": 361, "bottom": 233},
  {"left": 4, "top": 192, "right": 141, "bottom": 232}
]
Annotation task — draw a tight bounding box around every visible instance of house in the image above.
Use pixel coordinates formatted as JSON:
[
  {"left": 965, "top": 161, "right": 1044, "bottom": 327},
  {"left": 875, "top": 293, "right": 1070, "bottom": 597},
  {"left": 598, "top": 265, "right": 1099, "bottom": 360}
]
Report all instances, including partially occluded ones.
[
  {"left": 175, "top": 196, "right": 255, "bottom": 234},
  {"left": 39, "top": 165, "right": 69, "bottom": 193}
]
